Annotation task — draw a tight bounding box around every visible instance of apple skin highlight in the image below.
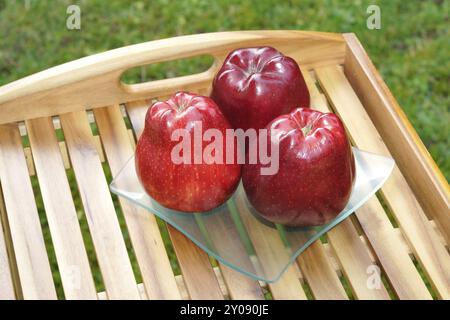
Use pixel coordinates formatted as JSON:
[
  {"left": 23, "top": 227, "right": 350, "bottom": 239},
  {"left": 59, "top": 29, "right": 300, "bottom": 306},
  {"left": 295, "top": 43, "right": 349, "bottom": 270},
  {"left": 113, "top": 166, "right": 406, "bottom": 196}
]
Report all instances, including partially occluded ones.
[
  {"left": 135, "top": 92, "right": 241, "bottom": 213},
  {"left": 242, "top": 108, "right": 355, "bottom": 227},
  {"left": 211, "top": 46, "right": 310, "bottom": 131}
]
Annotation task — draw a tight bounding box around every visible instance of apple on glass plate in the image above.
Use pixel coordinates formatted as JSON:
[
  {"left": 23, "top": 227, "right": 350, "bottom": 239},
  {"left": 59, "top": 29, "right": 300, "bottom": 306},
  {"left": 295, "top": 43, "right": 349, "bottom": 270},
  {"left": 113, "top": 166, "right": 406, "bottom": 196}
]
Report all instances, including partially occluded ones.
[
  {"left": 135, "top": 91, "right": 241, "bottom": 213},
  {"left": 242, "top": 108, "right": 355, "bottom": 227}
]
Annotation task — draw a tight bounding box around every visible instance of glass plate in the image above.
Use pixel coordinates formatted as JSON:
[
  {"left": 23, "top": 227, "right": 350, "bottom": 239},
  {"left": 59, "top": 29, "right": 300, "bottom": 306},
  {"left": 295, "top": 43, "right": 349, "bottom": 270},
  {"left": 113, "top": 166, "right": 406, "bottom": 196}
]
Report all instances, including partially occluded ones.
[{"left": 110, "top": 147, "right": 394, "bottom": 282}]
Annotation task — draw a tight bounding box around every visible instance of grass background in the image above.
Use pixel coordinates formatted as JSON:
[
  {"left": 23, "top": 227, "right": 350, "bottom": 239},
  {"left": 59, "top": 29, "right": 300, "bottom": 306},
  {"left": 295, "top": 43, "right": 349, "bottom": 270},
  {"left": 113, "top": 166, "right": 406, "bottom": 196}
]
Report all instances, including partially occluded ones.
[
  {"left": 0, "top": 0, "right": 448, "bottom": 298},
  {"left": 0, "top": 0, "right": 448, "bottom": 178}
]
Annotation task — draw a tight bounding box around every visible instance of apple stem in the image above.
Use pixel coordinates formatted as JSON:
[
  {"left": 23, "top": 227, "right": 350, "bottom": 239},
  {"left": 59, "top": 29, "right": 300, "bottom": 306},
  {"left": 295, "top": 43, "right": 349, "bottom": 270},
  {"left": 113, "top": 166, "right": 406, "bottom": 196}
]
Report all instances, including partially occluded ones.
[
  {"left": 176, "top": 102, "right": 186, "bottom": 112},
  {"left": 175, "top": 96, "right": 193, "bottom": 112},
  {"left": 301, "top": 123, "right": 313, "bottom": 136}
]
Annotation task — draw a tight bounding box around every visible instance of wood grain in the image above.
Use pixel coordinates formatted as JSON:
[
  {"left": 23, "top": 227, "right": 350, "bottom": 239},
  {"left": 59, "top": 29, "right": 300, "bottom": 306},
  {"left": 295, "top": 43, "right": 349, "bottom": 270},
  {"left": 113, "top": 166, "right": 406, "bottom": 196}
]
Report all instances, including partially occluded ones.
[
  {"left": 295, "top": 239, "right": 348, "bottom": 300},
  {"left": 0, "top": 124, "right": 57, "bottom": 299},
  {"left": 198, "top": 206, "right": 265, "bottom": 300},
  {"left": 343, "top": 34, "right": 450, "bottom": 246},
  {"left": 0, "top": 31, "right": 344, "bottom": 125},
  {"left": 328, "top": 220, "right": 390, "bottom": 299},
  {"left": 98, "top": 267, "right": 228, "bottom": 300},
  {"left": 24, "top": 136, "right": 108, "bottom": 177},
  {"left": 125, "top": 99, "right": 225, "bottom": 300},
  {"left": 288, "top": 71, "right": 349, "bottom": 300},
  {"left": 234, "top": 188, "right": 307, "bottom": 300},
  {"left": 0, "top": 207, "right": 15, "bottom": 300},
  {"left": 167, "top": 225, "right": 224, "bottom": 300},
  {"left": 217, "top": 264, "right": 264, "bottom": 300},
  {"left": 303, "top": 70, "right": 389, "bottom": 299},
  {"left": 354, "top": 197, "right": 432, "bottom": 299},
  {"left": 0, "top": 30, "right": 447, "bottom": 300},
  {"left": 304, "top": 70, "right": 431, "bottom": 299},
  {"left": 316, "top": 65, "right": 450, "bottom": 299},
  {"left": 60, "top": 111, "right": 140, "bottom": 299},
  {"left": 26, "top": 117, "right": 98, "bottom": 299},
  {"left": 94, "top": 105, "right": 181, "bottom": 300},
  {"left": 0, "top": 189, "right": 22, "bottom": 299}
]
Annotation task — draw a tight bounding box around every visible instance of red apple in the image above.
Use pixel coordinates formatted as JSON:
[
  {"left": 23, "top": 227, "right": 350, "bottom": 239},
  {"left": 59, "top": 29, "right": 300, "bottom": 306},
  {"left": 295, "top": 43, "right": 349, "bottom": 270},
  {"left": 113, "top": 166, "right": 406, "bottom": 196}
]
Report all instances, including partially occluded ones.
[
  {"left": 242, "top": 108, "right": 355, "bottom": 227},
  {"left": 135, "top": 91, "right": 241, "bottom": 212},
  {"left": 211, "top": 46, "right": 310, "bottom": 131}
]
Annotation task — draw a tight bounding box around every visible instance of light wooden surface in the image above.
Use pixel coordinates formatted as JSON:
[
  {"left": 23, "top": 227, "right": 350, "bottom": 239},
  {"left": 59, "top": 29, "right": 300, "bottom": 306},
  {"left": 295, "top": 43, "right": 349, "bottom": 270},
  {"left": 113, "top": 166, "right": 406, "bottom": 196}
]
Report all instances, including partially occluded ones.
[
  {"left": 0, "top": 31, "right": 345, "bottom": 125},
  {"left": 316, "top": 65, "right": 450, "bottom": 299},
  {"left": 302, "top": 71, "right": 390, "bottom": 300},
  {"left": 0, "top": 189, "right": 21, "bottom": 299},
  {"left": 125, "top": 97, "right": 263, "bottom": 300},
  {"left": 304, "top": 70, "right": 432, "bottom": 299},
  {"left": 0, "top": 30, "right": 448, "bottom": 300},
  {"left": 94, "top": 105, "right": 181, "bottom": 300},
  {"left": 0, "top": 206, "right": 15, "bottom": 300},
  {"left": 235, "top": 188, "right": 307, "bottom": 300},
  {"left": 97, "top": 266, "right": 228, "bottom": 300},
  {"left": 343, "top": 34, "right": 450, "bottom": 246},
  {"left": 60, "top": 111, "right": 140, "bottom": 300},
  {"left": 167, "top": 225, "right": 224, "bottom": 300},
  {"left": 0, "top": 124, "right": 57, "bottom": 299},
  {"left": 303, "top": 70, "right": 390, "bottom": 299},
  {"left": 26, "top": 117, "right": 98, "bottom": 300},
  {"left": 199, "top": 205, "right": 265, "bottom": 300},
  {"left": 295, "top": 239, "right": 347, "bottom": 300},
  {"left": 125, "top": 99, "right": 226, "bottom": 300}
]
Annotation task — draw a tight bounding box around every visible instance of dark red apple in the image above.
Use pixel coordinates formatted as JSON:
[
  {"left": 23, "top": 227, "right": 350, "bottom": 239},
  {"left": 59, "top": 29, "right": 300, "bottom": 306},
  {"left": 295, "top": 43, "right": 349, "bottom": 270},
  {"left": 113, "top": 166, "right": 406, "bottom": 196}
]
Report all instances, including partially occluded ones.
[
  {"left": 135, "top": 91, "right": 241, "bottom": 212},
  {"left": 242, "top": 108, "right": 355, "bottom": 227},
  {"left": 211, "top": 46, "right": 310, "bottom": 131}
]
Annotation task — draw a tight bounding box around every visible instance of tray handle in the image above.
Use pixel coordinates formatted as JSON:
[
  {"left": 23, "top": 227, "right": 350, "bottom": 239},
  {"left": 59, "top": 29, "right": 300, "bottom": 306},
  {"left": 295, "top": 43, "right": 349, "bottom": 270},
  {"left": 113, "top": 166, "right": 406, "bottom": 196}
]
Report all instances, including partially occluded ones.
[
  {"left": 0, "top": 30, "right": 344, "bottom": 124},
  {"left": 119, "top": 56, "right": 222, "bottom": 98}
]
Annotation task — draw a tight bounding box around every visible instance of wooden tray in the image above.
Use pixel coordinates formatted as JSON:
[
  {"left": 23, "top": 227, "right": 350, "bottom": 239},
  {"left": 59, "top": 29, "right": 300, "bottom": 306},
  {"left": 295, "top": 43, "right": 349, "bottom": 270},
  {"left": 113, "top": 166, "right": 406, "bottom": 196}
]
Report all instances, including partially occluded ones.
[{"left": 0, "top": 31, "right": 448, "bottom": 300}]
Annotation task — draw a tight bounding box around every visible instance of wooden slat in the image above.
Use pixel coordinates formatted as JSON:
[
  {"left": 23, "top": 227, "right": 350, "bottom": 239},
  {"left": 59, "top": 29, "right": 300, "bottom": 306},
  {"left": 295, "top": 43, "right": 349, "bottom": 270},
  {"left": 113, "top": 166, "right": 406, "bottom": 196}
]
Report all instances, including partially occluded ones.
[
  {"left": 26, "top": 117, "right": 98, "bottom": 299},
  {"left": 98, "top": 268, "right": 228, "bottom": 300},
  {"left": 290, "top": 71, "right": 354, "bottom": 299},
  {"left": 328, "top": 220, "right": 390, "bottom": 299},
  {"left": 355, "top": 197, "right": 432, "bottom": 299},
  {"left": 60, "top": 111, "right": 140, "bottom": 299},
  {"left": 0, "top": 124, "right": 57, "bottom": 299},
  {"left": 217, "top": 265, "right": 264, "bottom": 300},
  {"left": 343, "top": 33, "right": 450, "bottom": 245},
  {"left": 234, "top": 189, "right": 307, "bottom": 300},
  {"left": 302, "top": 71, "right": 390, "bottom": 299},
  {"left": 316, "top": 65, "right": 450, "bottom": 299},
  {"left": 0, "top": 208, "right": 15, "bottom": 300},
  {"left": 24, "top": 147, "right": 35, "bottom": 175},
  {"left": 168, "top": 225, "right": 224, "bottom": 300},
  {"left": 213, "top": 266, "right": 231, "bottom": 298},
  {"left": 94, "top": 105, "right": 181, "bottom": 299},
  {"left": 24, "top": 137, "right": 108, "bottom": 177},
  {"left": 124, "top": 92, "right": 366, "bottom": 298},
  {"left": 175, "top": 272, "right": 191, "bottom": 300},
  {"left": 128, "top": 97, "right": 303, "bottom": 300},
  {"left": 124, "top": 100, "right": 152, "bottom": 137},
  {"left": 199, "top": 207, "right": 265, "bottom": 300},
  {"left": 0, "top": 31, "right": 345, "bottom": 125},
  {"left": 304, "top": 70, "right": 432, "bottom": 299},
  {"left": 0, "top": 190, "right": 21, "bottom": 299},
  {"left": 128, "top": 95, "right": 264, "bottom": 299},
  {"left": 323, "top": 227, "right": 442, "bottom": 275},
  {"left": 125, "top": 99, "right": 225, "bottom": 300},
  {"left": 295, "top": 239, "right": 347, "bottom": 300}
]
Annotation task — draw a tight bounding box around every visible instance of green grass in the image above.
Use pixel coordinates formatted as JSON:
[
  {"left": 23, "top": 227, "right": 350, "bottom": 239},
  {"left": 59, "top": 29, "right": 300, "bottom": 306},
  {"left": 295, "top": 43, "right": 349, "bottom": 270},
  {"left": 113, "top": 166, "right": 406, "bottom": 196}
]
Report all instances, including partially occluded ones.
[
  {"left": 0, "top": 0, "right": 448, "bottom": 298},
  {"left": 0, "top": 0, "right": 448, "bottom": 179}
]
